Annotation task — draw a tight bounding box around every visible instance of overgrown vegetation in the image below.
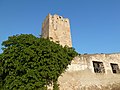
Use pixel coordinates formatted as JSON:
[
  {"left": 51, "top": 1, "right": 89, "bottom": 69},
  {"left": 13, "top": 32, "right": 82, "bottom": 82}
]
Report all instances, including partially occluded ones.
[{"left": 0, "top": 34, "right": 78, "bottom": 90}]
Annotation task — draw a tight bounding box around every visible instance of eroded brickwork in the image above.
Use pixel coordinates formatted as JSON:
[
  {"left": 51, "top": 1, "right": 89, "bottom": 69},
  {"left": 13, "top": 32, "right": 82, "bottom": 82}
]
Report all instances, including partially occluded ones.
[
  {"left": 41, "top": 14, "right": 72, "bottom": 47},
  {"left": 58, "top": 53, "right": 120, "bottom": 90}
]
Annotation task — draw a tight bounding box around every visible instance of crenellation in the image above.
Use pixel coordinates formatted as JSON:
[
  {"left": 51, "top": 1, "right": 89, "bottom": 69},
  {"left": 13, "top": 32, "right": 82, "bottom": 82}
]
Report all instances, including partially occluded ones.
[{"left": 50, "top": 14, "right": 70, "bottom": 27}]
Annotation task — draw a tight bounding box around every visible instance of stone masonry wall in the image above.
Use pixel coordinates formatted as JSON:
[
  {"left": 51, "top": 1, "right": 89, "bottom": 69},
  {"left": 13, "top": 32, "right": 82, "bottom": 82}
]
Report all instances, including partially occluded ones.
[
  {"left": 41, "top": 14, "right": 120, "bottom": 90},
  {"left": 58, "top": 53, "right": 120, "bottom": 90},
  {"left": 41, "top": 14, "right": 72, "bottom": 47}
]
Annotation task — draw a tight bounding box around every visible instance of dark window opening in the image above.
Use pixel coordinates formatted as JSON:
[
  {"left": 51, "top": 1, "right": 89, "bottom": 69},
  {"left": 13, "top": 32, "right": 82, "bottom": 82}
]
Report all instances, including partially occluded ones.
[
  {"left": 93, "top": 61, "right": 105, "bottom": 73},
  {"left": 59, "top": 16, "right": 62, "bottom": 18},
  {"left": 110, "top": 63, "right": 120, "bottom": 74}
]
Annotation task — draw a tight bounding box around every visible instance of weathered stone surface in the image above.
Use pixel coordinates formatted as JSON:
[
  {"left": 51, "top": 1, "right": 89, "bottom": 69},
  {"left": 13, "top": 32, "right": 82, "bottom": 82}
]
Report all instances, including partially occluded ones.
[
  {"left": 41, "top": 14, "right": 72, "bottom": 47},
  {"left": 41, "top": 14, "right": 120, "bottom": 90},
  {"left": 58, "top": 54, "right": 120, "bottom": 90}
]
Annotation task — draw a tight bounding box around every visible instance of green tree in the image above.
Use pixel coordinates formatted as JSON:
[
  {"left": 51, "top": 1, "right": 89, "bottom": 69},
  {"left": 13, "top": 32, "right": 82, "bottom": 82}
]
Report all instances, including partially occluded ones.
[{"left": 0, "top": 34, "right": 78, "bottom": 90}]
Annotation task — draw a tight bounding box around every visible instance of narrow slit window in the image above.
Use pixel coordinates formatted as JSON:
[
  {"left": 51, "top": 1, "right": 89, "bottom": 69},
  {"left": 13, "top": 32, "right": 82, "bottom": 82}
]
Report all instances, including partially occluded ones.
[
  {"left": 110, "top": 63, "right": 120, "bottom": 74},
  {"left": 93, "top": 61, "right": 105, "bottom": 73}
]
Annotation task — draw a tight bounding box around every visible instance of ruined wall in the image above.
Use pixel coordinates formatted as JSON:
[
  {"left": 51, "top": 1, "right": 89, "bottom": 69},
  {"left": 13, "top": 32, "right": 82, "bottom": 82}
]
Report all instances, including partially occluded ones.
[
  {"left": 41, "top": 14, "right": 72, "bottom": 47},
  {"left": 58, "top": 53, "right": 120, "bottom": 90},
  {"left": 41, "top": 14, "right": 120, "bottom": 90},
  {"left": 41, "top": 15, "right": 49, "bottom": 38}
]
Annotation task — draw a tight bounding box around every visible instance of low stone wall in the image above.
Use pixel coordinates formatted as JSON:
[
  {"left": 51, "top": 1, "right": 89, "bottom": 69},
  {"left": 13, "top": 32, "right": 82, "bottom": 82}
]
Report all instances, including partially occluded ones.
[{"left": 58, "top": 71, "right": 120, "bottom": 90}]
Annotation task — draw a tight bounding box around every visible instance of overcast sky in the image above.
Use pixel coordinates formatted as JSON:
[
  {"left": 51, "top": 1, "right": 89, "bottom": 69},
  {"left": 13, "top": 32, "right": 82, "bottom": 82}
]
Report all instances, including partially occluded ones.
[{"left": 0, "top": 0, "right": 120, "bottom": 54}]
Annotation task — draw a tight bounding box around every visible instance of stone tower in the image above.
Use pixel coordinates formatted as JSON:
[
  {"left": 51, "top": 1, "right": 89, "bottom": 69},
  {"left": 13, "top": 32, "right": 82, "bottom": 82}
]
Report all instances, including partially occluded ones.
[{"left": 41, "top": 14, "right": 72, "bottom": 47}]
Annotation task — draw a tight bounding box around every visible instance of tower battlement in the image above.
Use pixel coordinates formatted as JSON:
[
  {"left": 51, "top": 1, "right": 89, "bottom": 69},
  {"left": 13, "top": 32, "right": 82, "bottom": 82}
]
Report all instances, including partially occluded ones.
[
  {"left": 41, "top": 14, "right": 72, "bottom": 47},
  {"left": 49, "top": 14, "right": 69, "bottom": 25}
]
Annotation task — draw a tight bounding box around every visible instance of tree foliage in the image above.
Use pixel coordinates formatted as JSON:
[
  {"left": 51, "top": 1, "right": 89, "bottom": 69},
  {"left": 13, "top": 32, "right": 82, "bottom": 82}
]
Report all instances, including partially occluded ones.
[{"left": 0, "top": 34, "right": 78, "bottom": 90}]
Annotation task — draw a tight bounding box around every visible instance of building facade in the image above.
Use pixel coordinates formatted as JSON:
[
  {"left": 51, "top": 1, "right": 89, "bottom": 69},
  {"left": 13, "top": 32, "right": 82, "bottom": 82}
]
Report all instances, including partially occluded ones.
[{"left": 41, "top": 14, "right": 120, "bottom": 90}]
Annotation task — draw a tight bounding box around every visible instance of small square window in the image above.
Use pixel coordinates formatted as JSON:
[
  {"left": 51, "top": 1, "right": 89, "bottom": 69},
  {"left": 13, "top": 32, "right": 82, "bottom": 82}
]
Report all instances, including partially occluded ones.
[
  {"left": 110, "top": 63, "right": 120, "bottom": 74},
  {"left": 93, "top": 61, "right": 105, "bottom": 73}
]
